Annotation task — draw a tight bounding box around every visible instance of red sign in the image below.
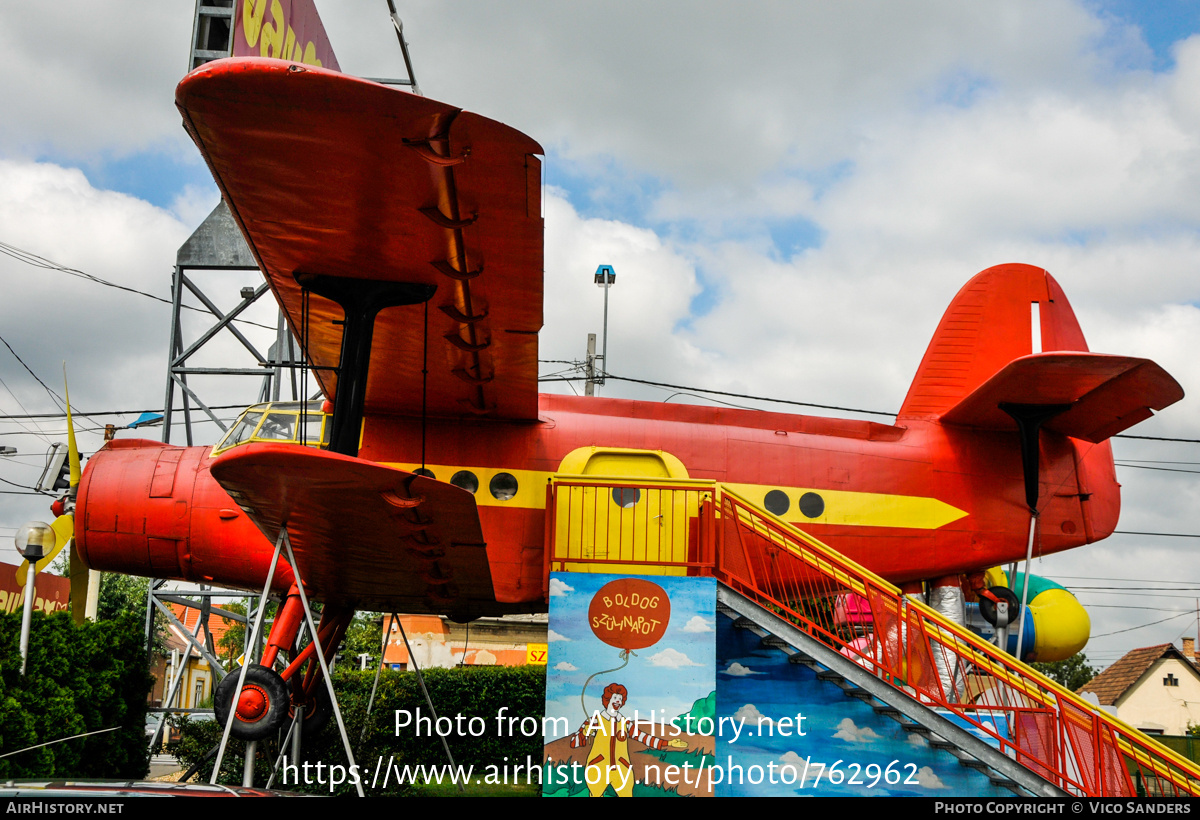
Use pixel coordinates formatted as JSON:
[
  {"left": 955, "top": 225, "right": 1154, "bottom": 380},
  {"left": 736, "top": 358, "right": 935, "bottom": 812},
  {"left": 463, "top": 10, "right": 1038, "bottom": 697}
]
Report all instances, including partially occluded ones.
[
  {"left": 587, "top": 578, "right": 671, "bottom": 650},
  {"left": 0, "top": 560, "right": 70, "bottom": 614},
  {"left": 233, "top": 0, "right": 341, "bottom": 72}
]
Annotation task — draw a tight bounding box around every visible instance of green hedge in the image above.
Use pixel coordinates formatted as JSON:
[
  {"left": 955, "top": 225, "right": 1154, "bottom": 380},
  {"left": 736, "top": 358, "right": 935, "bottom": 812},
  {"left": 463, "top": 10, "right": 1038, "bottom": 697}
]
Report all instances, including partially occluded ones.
[
  {"left": 0, "top": 611, "right": 152, "bottom": 779},
  {"left": 173, "top": 664, "right": 547, "bottom": 796}
]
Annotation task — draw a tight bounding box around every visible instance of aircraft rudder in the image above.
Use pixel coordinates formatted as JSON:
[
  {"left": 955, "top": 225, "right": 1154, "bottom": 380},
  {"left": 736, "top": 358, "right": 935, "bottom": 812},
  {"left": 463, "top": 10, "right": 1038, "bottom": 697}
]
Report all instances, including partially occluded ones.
[{"left": 898, "top": 263, "right": 1087, "bottom": 420}]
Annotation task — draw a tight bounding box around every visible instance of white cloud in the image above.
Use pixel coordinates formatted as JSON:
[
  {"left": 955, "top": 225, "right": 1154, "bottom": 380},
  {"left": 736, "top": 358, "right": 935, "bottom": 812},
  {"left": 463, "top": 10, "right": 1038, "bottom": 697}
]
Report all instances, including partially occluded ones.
[
  {"left": 682, "top": 615, "right": 713, "bottom": 633},
  {"left": 780, "top": 750, "right": 805, "bottom": 768},
  {"left": 547, "top": 630, "right": 571, "bottom": 642},
  {"left": 0, "top": 3, "right": 1198, "bottom": 667},
  {"left": 720, "top": 662, "right": 760, "bottom": 677},
  {"left": 734, "top": 704, "right": 771, "bottom": 726},
  {"left": 549, "top": 578, "right": 575, "bottom": 597},
  {"left": 647, "top": 647, "right": 700, "bottom": 668},
  {"left": 914, "top": 766, "right": 948, "bottom": 789},
  {"left": 554, "top": 661, "right": 578, "bottom": 671},
  {"left": 832, "top": 718, "right": 880, "bottom": 743}
]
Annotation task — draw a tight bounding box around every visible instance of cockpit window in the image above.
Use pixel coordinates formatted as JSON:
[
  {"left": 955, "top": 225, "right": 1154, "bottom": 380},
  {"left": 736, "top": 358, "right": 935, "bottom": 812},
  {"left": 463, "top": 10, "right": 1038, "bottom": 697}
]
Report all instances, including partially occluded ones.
[
  {"left": 257, "top": 413, "right": 297, "bottom": 441},
  {"left": 219, "top": 411, "right": 263, "bottom": 450},
  {"left": 211, "top": 402, "right": 329, "bottom": 455}
]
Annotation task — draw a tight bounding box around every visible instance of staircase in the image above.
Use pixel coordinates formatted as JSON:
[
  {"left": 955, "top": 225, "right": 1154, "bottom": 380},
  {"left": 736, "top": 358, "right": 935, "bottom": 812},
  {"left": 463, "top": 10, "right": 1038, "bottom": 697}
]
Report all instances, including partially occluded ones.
[{"left": 545, "top": 476, "right": 1200, "bottom": 797}]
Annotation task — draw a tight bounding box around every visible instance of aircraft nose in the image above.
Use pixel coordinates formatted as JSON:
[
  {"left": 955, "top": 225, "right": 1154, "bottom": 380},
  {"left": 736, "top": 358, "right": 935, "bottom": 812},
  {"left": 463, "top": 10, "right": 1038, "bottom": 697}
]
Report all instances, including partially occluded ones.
[{"left": 76, "top": 439, "right": 293, "bottom": 592}]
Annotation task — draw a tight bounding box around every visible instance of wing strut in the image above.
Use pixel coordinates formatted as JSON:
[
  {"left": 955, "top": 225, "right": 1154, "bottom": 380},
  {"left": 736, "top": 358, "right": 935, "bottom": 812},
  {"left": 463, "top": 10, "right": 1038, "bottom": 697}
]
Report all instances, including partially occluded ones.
[{"left": 296, "top": 273, "right": 435, "bottom": 456}]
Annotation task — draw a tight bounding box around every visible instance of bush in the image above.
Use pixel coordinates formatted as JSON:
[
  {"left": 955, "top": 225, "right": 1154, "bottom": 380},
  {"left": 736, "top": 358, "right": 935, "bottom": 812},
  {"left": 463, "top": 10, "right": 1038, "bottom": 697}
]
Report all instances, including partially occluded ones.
[
  {"left": 172, "top": 664, "right": 547, "bottom": 796},
  {"left": 0, "top": 610, "right": 153, "bottom": 779}
]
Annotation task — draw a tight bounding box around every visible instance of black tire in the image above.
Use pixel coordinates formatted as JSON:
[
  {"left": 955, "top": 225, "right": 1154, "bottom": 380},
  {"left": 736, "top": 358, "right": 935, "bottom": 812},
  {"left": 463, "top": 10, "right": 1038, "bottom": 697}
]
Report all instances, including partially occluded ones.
[
  {"left": 978, "top": 586, "right": 1021, "bottom": 627},
  {"left": 289, "top": 684, "right": 333, "bottom": 739},
  {"left": 214, "top": 664, "right": 289, "bottom": 741}
]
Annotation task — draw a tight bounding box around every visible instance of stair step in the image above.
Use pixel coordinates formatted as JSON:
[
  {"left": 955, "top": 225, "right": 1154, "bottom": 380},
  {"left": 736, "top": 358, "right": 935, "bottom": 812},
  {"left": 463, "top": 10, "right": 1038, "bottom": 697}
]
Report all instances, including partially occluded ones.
[
  {"left": 901, "top": 724, "right": 930, "bottom": 736},
  {"left": 788, "top": 654, "right": 817, "bottom": 667},
  {"left": 816, "top": 669, "right": 844, "bottom": 683},
  {"left": 872, "top": 704, "right": 901, "bottom": 718},
  {"left": 959, "top": 758, "right": 988, "bottom": 771},
  {"left": 845, "top": 688, "right": 873, "bottom": 701}
]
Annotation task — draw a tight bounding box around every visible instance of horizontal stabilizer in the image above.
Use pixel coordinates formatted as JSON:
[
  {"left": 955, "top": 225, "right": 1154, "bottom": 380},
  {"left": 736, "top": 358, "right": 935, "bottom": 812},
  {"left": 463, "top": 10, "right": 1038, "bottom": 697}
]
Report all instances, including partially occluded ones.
[
  {"left": 939, "top": 352, "right": 1183, "bottom": 442},
  {"left": 210, "top": 442, "right": 513, "bottom": 618}
]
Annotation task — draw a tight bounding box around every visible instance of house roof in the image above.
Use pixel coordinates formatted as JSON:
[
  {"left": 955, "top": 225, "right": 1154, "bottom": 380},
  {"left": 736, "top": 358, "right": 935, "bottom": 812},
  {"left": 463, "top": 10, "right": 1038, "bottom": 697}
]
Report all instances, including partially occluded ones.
[
  {"left": 1076, "top": 644, "right": 1196, "bottom": 705},
  {"left": 164, "top": 602, "right": 241, "bottom": 657}
]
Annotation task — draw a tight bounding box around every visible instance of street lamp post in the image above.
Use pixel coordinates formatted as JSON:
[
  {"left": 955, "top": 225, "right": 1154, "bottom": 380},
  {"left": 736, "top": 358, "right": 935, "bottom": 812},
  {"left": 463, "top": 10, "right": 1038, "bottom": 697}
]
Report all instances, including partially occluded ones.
[
  {"left": 15, "top": 521, "right": 54, "bottom": 675},
  {"left": 593, "top": 264, "right": 616, "bottom": 391}
]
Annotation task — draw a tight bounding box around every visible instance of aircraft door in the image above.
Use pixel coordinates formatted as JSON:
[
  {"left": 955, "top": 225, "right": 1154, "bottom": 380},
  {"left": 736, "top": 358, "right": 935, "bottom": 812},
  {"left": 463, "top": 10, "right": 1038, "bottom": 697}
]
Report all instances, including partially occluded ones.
[{"left": 551, "top": 447, "right": 701, "bottom": 577}]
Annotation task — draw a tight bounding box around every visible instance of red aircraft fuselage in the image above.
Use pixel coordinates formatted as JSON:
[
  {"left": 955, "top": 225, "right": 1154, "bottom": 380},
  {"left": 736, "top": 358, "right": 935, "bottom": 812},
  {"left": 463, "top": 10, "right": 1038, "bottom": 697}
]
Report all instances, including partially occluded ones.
[{"left": 75, "top": 264, "right": 1152, "bottom": 612}]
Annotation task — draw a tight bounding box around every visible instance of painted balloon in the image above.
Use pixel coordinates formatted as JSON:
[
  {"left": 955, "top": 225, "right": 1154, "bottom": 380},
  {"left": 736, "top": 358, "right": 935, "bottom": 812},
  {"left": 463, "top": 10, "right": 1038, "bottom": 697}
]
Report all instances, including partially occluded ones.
[{"left": 588, "top": 578, "right": 671, "bottom": 650}]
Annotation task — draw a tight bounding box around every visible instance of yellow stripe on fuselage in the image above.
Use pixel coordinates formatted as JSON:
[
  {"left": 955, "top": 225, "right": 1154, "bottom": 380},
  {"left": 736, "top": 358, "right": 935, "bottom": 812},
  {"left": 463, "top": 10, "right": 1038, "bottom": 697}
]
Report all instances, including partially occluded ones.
[
  {"left": 722, "top": 483, "right": 967, "bottom": 530},
  {"left": 383, "top": 463, "right": 967, "bottom": 529},
  {"left": 385, "top": 463, "right": 551, "bottom": 508}
]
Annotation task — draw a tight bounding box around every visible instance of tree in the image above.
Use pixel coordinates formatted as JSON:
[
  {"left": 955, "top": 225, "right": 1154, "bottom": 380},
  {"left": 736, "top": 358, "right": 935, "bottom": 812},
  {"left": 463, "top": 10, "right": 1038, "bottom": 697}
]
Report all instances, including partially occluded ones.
[
  {"left": 216, "top": 600, "right": 248, "bottom": 663},
  {"left": 341, "top": 611, "right": 383, "bottom": 669},
  {"left": 97, "top": 572, "right": 150, "bottom": 621},
  {"left": 1032, "top": 652, "right": 1097, "bottom": 691}
]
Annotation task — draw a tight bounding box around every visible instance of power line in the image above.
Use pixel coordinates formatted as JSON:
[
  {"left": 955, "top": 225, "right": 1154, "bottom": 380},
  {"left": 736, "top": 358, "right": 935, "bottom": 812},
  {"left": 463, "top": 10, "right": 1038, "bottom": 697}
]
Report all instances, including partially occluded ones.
[
  {"left": 0, "top": 239, "right": 275, "bottom": 331},
  {"left": 0, "top": 404, "right": 250, "bottom": 421},
  {"left": 542, "top": 369, "right": 1200, "bottom": 442},
  {"left": 1115, "top": 462, "right": 1200, "bottom": 475},
  {"left": 0, "top": 334, "right": 68, "bottom": 412},
  {"left": 1092, "top": 611, "right": 1193, "bottom": 638}
]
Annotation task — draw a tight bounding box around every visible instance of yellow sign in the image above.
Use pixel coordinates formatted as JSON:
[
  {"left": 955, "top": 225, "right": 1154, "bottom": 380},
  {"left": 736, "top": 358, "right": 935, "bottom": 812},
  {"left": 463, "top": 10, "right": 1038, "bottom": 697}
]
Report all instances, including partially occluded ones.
[{"left": 526, "top": 643, "right": 548, "bottom": 666}]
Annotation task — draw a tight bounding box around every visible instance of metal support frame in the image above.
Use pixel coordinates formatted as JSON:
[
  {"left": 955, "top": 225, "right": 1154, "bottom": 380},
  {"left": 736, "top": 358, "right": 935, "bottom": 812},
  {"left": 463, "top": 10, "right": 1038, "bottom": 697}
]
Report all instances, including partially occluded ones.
[
  {"left": 189, "top": 0, "right": 235, "bottom": 72},
  {"left": 213, "top": 527, "right": 364, "bottom": 796},
  {"left": 148, "top": 200, "right": 303, "bottom": 753},
  {"left": 162, "top": 201, "right": 299, "bottom": 445}
]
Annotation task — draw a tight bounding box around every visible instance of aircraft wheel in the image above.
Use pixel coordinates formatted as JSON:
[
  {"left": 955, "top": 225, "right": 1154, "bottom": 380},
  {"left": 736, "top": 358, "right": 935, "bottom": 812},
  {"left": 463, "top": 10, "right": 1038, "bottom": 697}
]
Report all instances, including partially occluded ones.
[
  {"left": 978, "top": 586, "right": 1020, "bottom": 627},
  {"left": 214, "top": 664, "right": 289, "bottom": 741},
  {"left": 290, "top": 685, "right": 333, "bottom": 738}
]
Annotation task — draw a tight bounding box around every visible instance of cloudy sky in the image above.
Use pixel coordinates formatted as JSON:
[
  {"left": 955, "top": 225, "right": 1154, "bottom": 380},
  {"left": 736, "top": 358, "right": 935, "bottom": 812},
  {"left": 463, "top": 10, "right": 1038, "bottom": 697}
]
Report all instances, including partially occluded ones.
[{"left": 2, "top": 1, "right": 1200, "bottom": 670}]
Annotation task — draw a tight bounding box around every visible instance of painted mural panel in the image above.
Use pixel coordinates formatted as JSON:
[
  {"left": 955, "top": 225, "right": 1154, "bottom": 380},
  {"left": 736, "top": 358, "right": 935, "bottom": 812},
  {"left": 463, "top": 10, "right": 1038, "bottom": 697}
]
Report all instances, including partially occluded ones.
[{"left": 543, "top": 572, "right": 717, "bottom": 797}]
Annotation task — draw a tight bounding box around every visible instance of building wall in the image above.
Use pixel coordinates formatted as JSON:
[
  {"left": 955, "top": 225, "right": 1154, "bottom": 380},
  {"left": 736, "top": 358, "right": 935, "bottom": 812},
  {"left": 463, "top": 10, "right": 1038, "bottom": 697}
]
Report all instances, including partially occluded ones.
[
  {"left": 1115, "top": 658, "right": 1200, "bottom": 735},
  {"left": 383, "top": 614, "right": 547, "bottom": 670}
]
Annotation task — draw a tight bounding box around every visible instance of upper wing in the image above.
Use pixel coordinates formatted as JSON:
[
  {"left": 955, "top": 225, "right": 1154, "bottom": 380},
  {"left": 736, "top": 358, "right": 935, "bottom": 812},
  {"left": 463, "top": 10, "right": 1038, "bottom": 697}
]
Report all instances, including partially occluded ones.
[
  {"left": 177, "top": 58, "right": 544, "bottom": 420},
  {"left": 939, "top": 352, "right": 1184, "bottom": 441}
]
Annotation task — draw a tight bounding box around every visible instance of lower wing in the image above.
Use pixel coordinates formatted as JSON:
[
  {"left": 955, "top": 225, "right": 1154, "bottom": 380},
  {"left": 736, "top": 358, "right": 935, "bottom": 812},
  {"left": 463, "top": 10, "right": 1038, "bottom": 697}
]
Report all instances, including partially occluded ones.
[{"left": 210, "top": 443, "right": 526, "bottom": 619}]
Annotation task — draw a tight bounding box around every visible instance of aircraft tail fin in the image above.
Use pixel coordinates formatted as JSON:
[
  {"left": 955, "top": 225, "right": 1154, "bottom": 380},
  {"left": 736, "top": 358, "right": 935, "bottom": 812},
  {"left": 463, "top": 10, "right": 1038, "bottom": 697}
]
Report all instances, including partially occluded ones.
[
  {"left": 898, "top": 263, "right": 1183, "bottom": 436},
  {"left": 898, "top": 263, "right": 1081, "bottom": 421}
]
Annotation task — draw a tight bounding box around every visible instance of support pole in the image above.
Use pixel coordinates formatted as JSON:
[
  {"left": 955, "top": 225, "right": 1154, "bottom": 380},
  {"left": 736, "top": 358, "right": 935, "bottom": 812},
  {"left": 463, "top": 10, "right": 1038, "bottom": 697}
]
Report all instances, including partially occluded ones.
[
  {"left": 359, "top": 613, "right": 394, "bottom": 750},
  {"left": 242, "top": 740, "right": 257, "bottom": 787},
  {"left": 212, "top": 529, "right": 285, "bottom": 784},
  {"left": 19, "top": 568, "right": 36, "bottom": 675},
  {"left": 397, "top": 618, "right": 464, "bottom": 794},
  {"left": 1015, "top": 513, "right": 1039, "bottom": 663},
  {"left": 280, "top": 529, "right": 365, "bottom": 797}
]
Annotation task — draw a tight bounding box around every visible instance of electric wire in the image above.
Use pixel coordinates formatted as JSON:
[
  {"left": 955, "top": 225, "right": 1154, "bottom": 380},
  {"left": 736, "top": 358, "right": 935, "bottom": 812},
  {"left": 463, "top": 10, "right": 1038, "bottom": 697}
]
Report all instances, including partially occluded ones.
[
  {"left": 537, "top": 367, "right": 1200, "bottom": 442},
  {"left": 0, "top": 240, "right": 275, "bottom": 331}
]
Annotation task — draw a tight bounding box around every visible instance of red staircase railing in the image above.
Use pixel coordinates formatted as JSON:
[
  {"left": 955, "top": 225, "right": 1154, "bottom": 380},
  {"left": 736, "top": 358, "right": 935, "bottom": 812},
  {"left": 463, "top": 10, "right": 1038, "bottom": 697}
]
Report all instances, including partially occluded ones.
[{"left": 545, "top": 477, "right": 1200, "bottom": 797}]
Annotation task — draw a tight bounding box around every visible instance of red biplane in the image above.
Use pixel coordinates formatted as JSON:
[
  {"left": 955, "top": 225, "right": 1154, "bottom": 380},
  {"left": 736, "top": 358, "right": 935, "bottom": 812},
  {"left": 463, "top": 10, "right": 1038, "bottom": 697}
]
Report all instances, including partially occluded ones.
[{"left": 65, "top": 59, "right": 1181, "bottom": 740}]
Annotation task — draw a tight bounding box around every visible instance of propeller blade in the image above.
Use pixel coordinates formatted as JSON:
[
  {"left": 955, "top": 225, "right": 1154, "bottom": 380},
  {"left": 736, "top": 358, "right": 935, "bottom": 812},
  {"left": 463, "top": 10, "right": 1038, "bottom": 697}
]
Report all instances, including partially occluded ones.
[{"left": 64, "top": 364, "right": 81, "bottom": 488}]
